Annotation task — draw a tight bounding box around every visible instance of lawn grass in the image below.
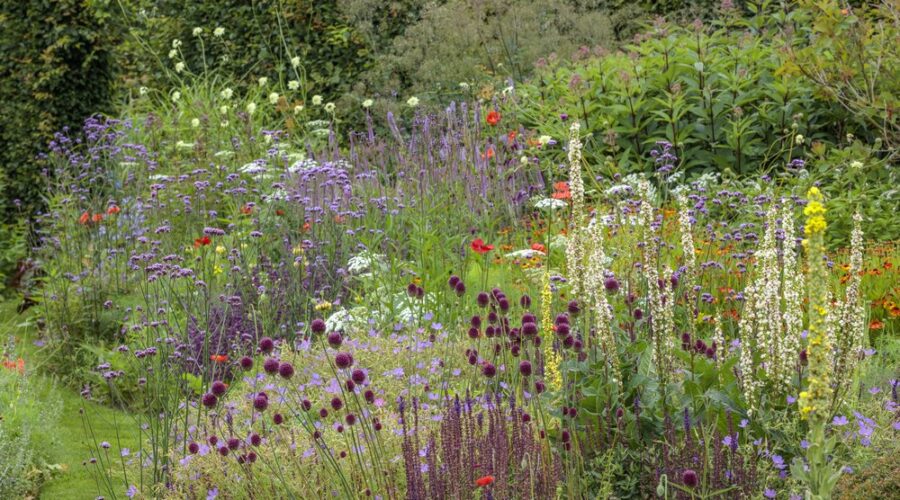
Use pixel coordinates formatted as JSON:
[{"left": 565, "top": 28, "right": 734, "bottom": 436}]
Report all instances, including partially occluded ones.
[{"left": 2, "top": 300, "right": 140, "bottom": 499}]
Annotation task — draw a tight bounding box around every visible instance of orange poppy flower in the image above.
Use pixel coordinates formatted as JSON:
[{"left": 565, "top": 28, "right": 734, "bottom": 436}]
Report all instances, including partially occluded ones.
[
  {"left": 507, "top": 130, "right": 517, "bottom": 142},
  {"left": 869, "top": 319, "right": 884, "bottom": 330},
  {"left": 92, "top": 213, "right": 104, "bottom": 223},
  {"left": 194, "top": 236, "right": 211, "bottom": 248},
  {"left": 475, "top": 475, "right": 495, "bottom": 487},
  {"left": 302, "top": 222, "right": 311, "bottom": 232},
  {"left": 106, "top": 205, "right": 121, "bottom": 215},
  {"left": 275, "top": 209, "right": 285, "bottom": 216},
  {"left": 481, "top": 147, "right": 495, "bottom": 160},
  {"left": 531, "top": 243, "right": 546, "bottom": 253},
  {"left": 486, "top": 110, "right": 500, "bottom": 126},
  {"left": 241, "top": 204, "right": 253, "bottom": 215},
  {"left": 2, "top": 357, "right": 24, "bottom": 374},
  {"left": 210, "top": 354, "right": 229, "bottom": 363},
  {"left": 79, "top": 211, "right": 90, "bottom": 225},
  {"left": 551, "top": 181, "right": 571, "bottom": 200}
]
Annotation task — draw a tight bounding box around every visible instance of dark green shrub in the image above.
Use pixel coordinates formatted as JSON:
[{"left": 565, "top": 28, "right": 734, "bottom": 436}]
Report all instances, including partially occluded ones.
[
  {"left": 0, "top": 0, "right": 117, "bottom": 222},
  {"left": 506, "top": 6, "right": 888, "bottom": 178}
]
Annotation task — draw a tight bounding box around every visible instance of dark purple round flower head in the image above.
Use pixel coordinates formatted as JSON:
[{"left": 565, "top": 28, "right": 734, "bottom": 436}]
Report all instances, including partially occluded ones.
[
  {"left": 567, "top": 300, "right": 580, "bottom": 316},
  {"left": 328, "top": 331, "right": 343, "bottom": 347},
  {"left": 799, "top": 349, "right": 808, "bottom": 365},
  {"left": 278, "top": 362, "right": 295, "bottom": 379},
  {"left": 477, "top": 292, "right": 490, "bottom": 308},
  {"left": 510, "top": 344, "right": 520, "bottom": 356},
  {"left": 561, "top": 429, "right": 571, "bottom": 443},
  {"left": 259, "top": 337, "right": 275, "bottom": 353},
  {"left": 311, "top": 318, "right": 326, "bottom": 334},
  {"left": 455, "top": 281, "right": 466, "bottom": 296},
  {"left": 468, "top": 354, "right": 477, "bottom": 365},
  {"left": 468, "top": 327, "right": 480, "bottom": 339},
  {"left": 555, "top": 313, "right": 569, "bottom": 325},
  {"left": 482, "top": 362, "right": 496, "bottom": 378},
  {"left": 202, "top": 392, "right": 218, "bottom": 408},
  {"left": 273, "top": 413, "right": 284, "bottom": 425},
  {"left": 345, "top": 414, "right": 356, "bottom": 425},
  {"left": 484, "top": 325, "right": 495, "bottom": 338},
  {"left": 604, "top": 277, "right": 619, "bottom": 293},
  {"left": 406, "top": 283, "right": 417, "bottom": 297},
  {"left": 331, "top": 396, "right": 343, "bottom": 411},
  {"left": 498, "top": 297, "right": 510, "bottom": 312},
  {"left": 633, "top": 308, "right": 643, "bottom": 320},
  {"left": 535, "top": 380, "right": 545, "bottom": 393},
  {"left": 522, "top": 413, "right": 531, "bottom": 422},
  {"left": 522, "top": 322, "right": 538, "bottom": 336},
  {"left": 520, "top": 294, "right": 531, "bottom": 308},
  {"left": 253, "top": 394, "right": 268, "bottom": 411},
  {"left": 250, "top": 433, "right": 262, "bottom": 446},
  {"left": 670, "top": 275, "right": 679, "bottom": 289},
  {"left": 448, "top": 275, "right": 460, "bottom": 288},
  {"left": 211, "top": 380, "right": 227, "bottom": 396},
  {"left": 556, "top": 323, "right": 570, "bottom": 337},
  {"left": 519, "top": 360, "right": 532, "bottom": 377},
  {"left": 563, "top": 335, "right": 575, "bottom": 349},
  {"left": 263, "top": 357, "right": 280, "bottom": 374},
  {"left": 219, "top": 446, "right": 229, "bottom": 456},
  {"left": 319, "top": 408, "right": 328, "bottom": 418},
  {"left": 415, "top": 286, "right": 424, "bottom": 299},
  {"left": 345, "top": 379, "right": 356, "bottom": 391},
  {"left": 240, "top": 356, "right": 253, "bottom": 370},
  {"left": 301, "top": 399, "right": 312, "bottom": 411},
  {"left": 522, "top": 312, "right": 536, "bottom": 324},
  {"left": 487, "top": 311, "right": 499, "bottom": 324},
  {"left": 470, "top": 315, "right": 482, "bottom": 328},
  {"left": 335, "top": 352, "right": 353, "bottom": 369},
  {"left": 208, "top": 435, "right": 218, "bottom": 446},
  {"left": 351, "top": 369, "right": 366, "bottom": 384},
  {"left": 682, "top": 469, "right": 698, "bottom": 488},
  {"left": 364, "top": 389, "right": 375, "bottom": 403},
  {"left": 188, "top": 442, "right": 200, "bottom": 454},
  {"left": 227, "top": 437, "right": 241, "bottom": 450},
  {"left": 374, "top": 421, "right": 383, "bottom": 431}
]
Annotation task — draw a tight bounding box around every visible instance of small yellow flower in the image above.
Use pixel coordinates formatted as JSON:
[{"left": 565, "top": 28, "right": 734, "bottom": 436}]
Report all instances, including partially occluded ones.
[{"left": 215, "top": 245, "right": 225, "bottom": 255}]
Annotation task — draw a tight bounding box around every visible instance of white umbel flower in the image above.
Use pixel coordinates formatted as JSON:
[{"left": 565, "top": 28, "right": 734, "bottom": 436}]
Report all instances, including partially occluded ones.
[
  {"left": 213, "top": 27, "right": 225, "bottom": 37},
  {"left": 406, "top": 96, "right": 419, "bottom": 107}
]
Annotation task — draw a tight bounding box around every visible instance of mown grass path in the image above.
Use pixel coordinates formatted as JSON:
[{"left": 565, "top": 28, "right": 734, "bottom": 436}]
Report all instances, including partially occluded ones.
[{"left": 2, "top": 302, "right": 139, "bottom": 499}]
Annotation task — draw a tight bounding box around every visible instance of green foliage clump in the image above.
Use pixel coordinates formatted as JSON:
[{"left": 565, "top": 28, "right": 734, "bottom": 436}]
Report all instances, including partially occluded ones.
[
  {"left": 833, "top": 453, "right": 900, "bottom": 500},
  {"left": 508, "top": 3, "right": 895, "bottom": 178},
  {"left": 0, "top": 354, "right": 62, "bottom": 498},
  {"left": 0, "top": 0, "right": 116, "bottom": 222}
]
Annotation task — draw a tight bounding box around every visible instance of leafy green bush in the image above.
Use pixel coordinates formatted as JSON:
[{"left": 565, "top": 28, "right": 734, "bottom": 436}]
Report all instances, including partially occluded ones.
[
  {"left": 507, "top": 4, "right": 891, "bottom": 178},
  {"left": 0, "top": 349, "right": 62, "bottom": 498},
  {"left": 833, "top": 453, "right": 900, "bottom": 500},
  {"left": 0, "top": 0, "right": 117, "bottom": 222}
]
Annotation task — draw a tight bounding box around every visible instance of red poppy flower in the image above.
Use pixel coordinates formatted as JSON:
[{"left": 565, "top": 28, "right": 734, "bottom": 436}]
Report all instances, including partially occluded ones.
[
  {"left": 92, "top": 213, "right": 104, "bottom": 223},
  {"left": 106, "top": 205, "right": 120, "bottom": 215},
  {"left": 275, "top": 209, "right": 285, "bottom": 216},
  {"left": 79, "top": 211, "right": 90, "bottom": 225},
  {"left": 481, "top": 147, "right": 495, "bottom": 160},
  {"left": 507, "top": 130, "right": 517, "bottom": 142},
  {"left": 240, "top": 204, "right": 253, "bottom": 215},
  {"left": 302, "top": 222, "right": 311, "bottom": 232},
  {"left": 471, "top": 239, "right": 494, "bottom": 254},
  {"left": 486, "top": 110, "right": 500, "bottom": 126},
  {"left": 531, "top": 243, "right": 546, "bottom": 253},
  {"left": 194, "top": 236, "right": 212, "bottom": 248},
  {"left": 475, "top": 475, "right": 495, "bottom": 487},
  {"left": 210, "top": 354, "right": 229, "bottom": 364}
]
